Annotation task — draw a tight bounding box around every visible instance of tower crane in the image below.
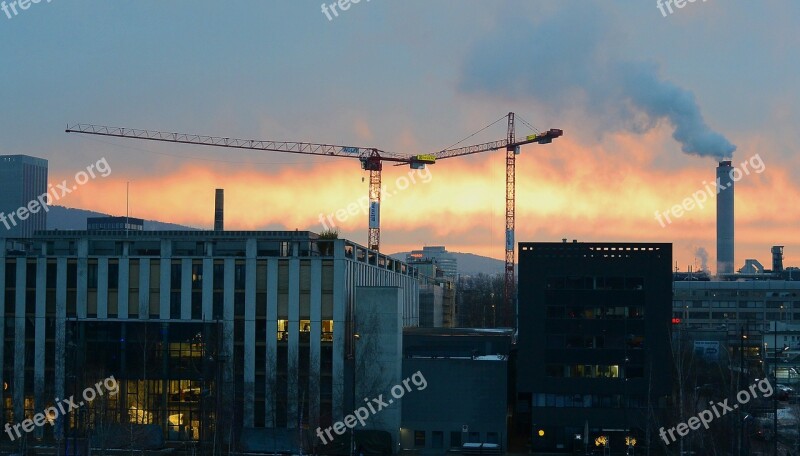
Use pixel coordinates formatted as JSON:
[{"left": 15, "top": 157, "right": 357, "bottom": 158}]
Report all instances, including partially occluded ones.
[
  {"left": 67, "top": 113, "right": 562, "bottom": 329},
  {"left": 65, "top": 124, "right": 436, "bottom": 251},
  {"left": 430, "top": 113, "right": 563, "bottom": 328}
]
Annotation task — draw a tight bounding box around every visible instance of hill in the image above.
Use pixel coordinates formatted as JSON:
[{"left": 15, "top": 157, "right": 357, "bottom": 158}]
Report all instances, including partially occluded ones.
[
  {"left": 46, "top": 206, "right": 197, "bottom": 231},
  {"left": 389, "top": 251, "right": 507, "bottom": 276}
]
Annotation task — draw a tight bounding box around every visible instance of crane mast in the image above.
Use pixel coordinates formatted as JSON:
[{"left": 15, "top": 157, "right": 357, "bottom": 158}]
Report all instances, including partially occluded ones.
[
  {"left": 505, "top": 113, "right": 517, "bottom": 329},
  {"left": 431, "top": 113, "right": 563, "bottom": 328}
]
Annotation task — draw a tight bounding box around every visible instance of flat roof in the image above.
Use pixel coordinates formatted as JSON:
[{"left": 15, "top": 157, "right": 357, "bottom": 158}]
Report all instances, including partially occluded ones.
[
  {"left": 403, "top": 327, "right": 514, "bottom": 337},
  {"left": 31, "top": 230, "right": 318, "bottom": 240},
  {"left": 674, "top": 280, "right": 800, "bottom": 290}
]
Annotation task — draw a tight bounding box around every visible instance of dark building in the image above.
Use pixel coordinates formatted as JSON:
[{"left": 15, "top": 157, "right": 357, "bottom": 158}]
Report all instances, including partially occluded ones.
[
  {"left": 516, "top": 242, "right": 673, "bottom": 453},
  {"left": 401, "top": 327, "right": 513, "bottom": 453},
  {"left": 0, "top": 155, "right": 48, "bottom": 239}
]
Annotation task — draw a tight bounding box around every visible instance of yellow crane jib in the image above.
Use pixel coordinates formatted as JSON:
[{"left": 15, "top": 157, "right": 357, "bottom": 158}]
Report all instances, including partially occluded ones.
[{"left": 410, "top": 154, "right": 436, "bottom": 169}]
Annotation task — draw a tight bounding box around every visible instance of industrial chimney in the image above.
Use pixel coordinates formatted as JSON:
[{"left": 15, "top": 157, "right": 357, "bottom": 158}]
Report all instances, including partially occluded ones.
[
  {"left": 772, "top": 246, "right": 784, "bottom": 273},
  {"left": 214, "top": 189, "right": 224, "bottom": 231},
  {"left": 716, "top": 161, "right": 734, "bottom": 275}
]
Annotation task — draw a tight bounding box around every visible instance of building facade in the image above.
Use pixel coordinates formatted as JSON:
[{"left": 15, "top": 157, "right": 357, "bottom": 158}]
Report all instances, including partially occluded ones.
[
  {"left": 407, "top": 246, "right": 457, "bottom": 279},
  {"left": 673, "top": 280, "right": 800, "bottom": 333},
  {"left": 516, "top": 242, "right": 673, "bottom": 453},
  {"left": 400, "top": 328, "right": 512, "bottom": 453},
  {"left": 0, "top": 231, "right": 419, "bottom": 449},
  {"left": 0, "top": 155, "right": 48, "bottom": 239}
]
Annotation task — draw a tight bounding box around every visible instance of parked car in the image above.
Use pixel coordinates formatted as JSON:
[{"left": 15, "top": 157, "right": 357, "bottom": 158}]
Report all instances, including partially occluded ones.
[{"left": 776, "top": 384, "right": 793, "bottom": 400}]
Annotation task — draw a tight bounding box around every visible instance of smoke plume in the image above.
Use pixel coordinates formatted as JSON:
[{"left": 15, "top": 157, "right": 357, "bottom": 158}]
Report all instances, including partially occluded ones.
[
  {"left": 460, "top": 6, "right": 736, "bottom": 159},
  {"left": 695, "top": 247, "right": 709, "bottom": 272}
]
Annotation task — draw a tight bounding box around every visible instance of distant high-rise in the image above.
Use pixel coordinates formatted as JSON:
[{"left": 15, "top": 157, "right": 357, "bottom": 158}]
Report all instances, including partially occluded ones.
[
  {"left": 0, "top": 155, "right": 48, "bottom": 238},
  {"left": 406, "top": 246, "right": 458, "bottom": 278}
]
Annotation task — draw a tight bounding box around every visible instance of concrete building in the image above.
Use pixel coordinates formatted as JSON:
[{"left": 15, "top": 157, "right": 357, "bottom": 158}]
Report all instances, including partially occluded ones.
[
  {"left": 517, "top": 241, "right": 673, "bottom": 453},
  {"left": 419, "top": 283, "right": 444, "bottom": 328},
  {"left": 400, "top": 328, "right": 513, "bottom": 453},
  {"left": 352, "top": 287, "right": 406, "bottom": 449},
  {"left": 673, "top": 280, "right": 800, "bottom": 333},
  {"left": 407, "top": 259, "right": 457, "bottom": 328},
  {"left": 0, "top": 230, "right": 419, "bottom": 450},
  {"left": 0, "top": 155, "right": 48, "bottom": 239}
]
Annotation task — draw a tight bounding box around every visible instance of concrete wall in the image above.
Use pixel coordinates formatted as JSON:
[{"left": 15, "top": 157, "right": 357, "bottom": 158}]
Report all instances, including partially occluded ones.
[
  {"left": 354, "top": 287, "right": 404, "bottom": 449},
  {"left": 419, "top": 285, "right": 443, "bottom": 328}
]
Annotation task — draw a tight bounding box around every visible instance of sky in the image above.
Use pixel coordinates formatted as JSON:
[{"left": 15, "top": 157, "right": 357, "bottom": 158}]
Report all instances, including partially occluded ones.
[{"left": 1, "top": 0, "right": 798, "bottom": 272}]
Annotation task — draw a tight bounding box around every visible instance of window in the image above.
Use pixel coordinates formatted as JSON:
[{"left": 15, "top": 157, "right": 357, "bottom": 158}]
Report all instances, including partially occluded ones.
[
  {"left": 88, "top": 261, "right": 99, "bottom": 289},
  {"left": 108, "top": 261, "right": 119, "bottom": 290},
  {"left": 278, "top": 320, "right": 289, "bottom": 341},
  {"left": 546, "top": 306, "right": 564, "bottom": 318},
  {"left": 432, "top": 431, "right": 443, "bottom": 449},
  {"left": 546, "top": 364, "right": 563, "bottom": 377},
  {"left": 450, "top": 431, "right": 461, "bottom": 448},
  {"left": 626, "top": 366, "right": 644, "bottom": 378},
  {"left": 414, "top": 431, "right": 426, "bottom": 447},
  {"left": 322, "top": 320, "right": 333, "bottom": 342}
]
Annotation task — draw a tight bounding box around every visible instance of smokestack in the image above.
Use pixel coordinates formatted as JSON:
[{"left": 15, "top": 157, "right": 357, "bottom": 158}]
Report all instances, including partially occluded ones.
[
  {"left": 214, "top": 189, "right": 224, "bottom": 231},
  {"left": 716, "top": 161, "right": 734, "bottom": 275},
  {"left": 772, "top": 246, "right": 784, "bottom": 273}
]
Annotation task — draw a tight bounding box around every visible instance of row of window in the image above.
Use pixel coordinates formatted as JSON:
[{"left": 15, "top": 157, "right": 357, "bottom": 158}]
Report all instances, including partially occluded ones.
[
  {"left": 545, "top": 364, "right": 645, "bottom": 379},
  {"left": 5, "top": 259, "right": 336, "bottom": 295},
  {"left": 532, "top": 393, "right": 648, "bottom": 409},
  {"left": 547, "top": 334, "right": 645, "bottom": 349},
  {"left": 674, "top": 291, "right": 799, "bottom": 298},
  {"left": 411, "top": 430, "right": 501, "bottom": 448},
  {"left": 676, "top": 300, "right": 798, "bottom": 309},
  {"left": 546, "top": 276, "right": 644, "bottom": 291},
  {"left": 4, "top": 259, "right": 337, "bottom": 321},
  {"left": 546, "top": 306, "right": 644, "bottom": 319},
  {"left": 678, "top": 311, "right": 800, "bottom": 320}
]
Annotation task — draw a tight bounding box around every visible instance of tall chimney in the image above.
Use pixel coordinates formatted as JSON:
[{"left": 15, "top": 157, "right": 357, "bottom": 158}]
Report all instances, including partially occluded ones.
[
  {"left": 772, "top": 246, "right": 784, "bottom": 273},
  {"left": 716, "top": 161, "right": 734, "bottom": 275},
  {"left": 214, "top": 189, "right": 224, "bottom": 231}
]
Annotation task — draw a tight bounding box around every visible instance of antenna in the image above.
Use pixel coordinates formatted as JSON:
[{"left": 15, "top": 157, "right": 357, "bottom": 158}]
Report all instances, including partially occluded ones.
[{"left": 126, "top": 181, "right": 130, "bottom": 237}]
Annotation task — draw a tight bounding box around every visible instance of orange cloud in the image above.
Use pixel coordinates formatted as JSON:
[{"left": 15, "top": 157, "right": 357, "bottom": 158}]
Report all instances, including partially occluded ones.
[{"left": 53, "top": 124, "right": 800, "bottom": 273}]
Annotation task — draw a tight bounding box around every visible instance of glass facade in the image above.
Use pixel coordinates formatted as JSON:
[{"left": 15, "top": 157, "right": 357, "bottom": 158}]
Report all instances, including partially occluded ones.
[{"left": 0, "top": 234, "right": 420, "bottom": 450}]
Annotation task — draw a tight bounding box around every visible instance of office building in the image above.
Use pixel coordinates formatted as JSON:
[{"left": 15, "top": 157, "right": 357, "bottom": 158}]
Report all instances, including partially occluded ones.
[
  {"left": 407, "top": 256, "right": 457, "bottom": 328},
  {"left": 516, "top": 241, "right": 673, "bottom": 453},
  {"left": 0, "top": 230, "right": 419, "bottom": 450},
  {"left": 673, "top": 280, "right": 800, "bottom": 333},
  {"left": 0, "top": 155, "right": 48, "bottom": 239}
]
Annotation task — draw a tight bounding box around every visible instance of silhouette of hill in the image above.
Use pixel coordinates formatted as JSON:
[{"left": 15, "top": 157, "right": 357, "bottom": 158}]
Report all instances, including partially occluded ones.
[
  {"left": 46, "top": 206, "right": 197, "bottom": 231},
  {"left": 389, "top": 251, "right": 506, "bottom": 276}
]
